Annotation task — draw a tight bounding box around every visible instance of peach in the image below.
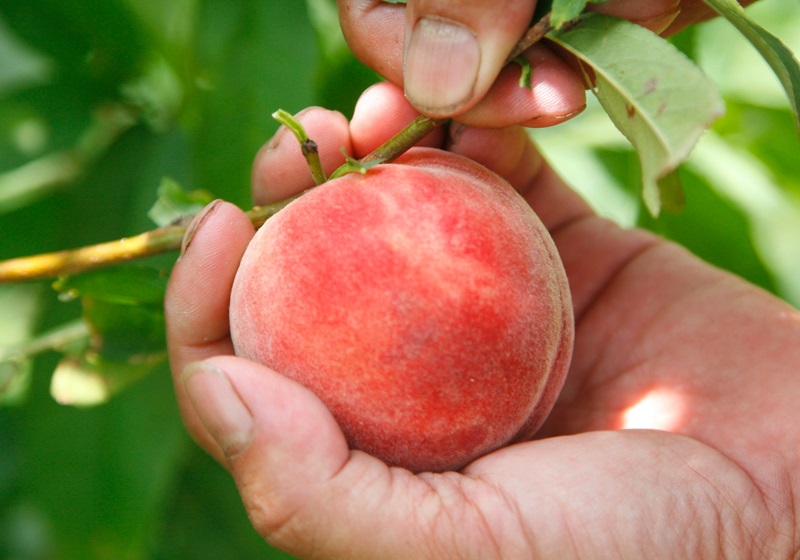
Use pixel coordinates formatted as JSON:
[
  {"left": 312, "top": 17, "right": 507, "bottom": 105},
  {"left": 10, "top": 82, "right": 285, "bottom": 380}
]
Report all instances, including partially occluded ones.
[{"left": 229, "top": 147, "right": 573, "bottom": 473}]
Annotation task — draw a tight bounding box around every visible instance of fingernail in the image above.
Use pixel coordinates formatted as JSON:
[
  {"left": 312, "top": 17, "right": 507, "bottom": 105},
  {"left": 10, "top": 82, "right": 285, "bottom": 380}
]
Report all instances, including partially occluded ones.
[
  {"left": 404, "top": 17, "right": 480, "bottom": 116},
  {"left": 180, "top": 199, "right": 221, "bottom": 258},
  {"left": 183, "top": 361, "right": 254, "bottom": 457}
]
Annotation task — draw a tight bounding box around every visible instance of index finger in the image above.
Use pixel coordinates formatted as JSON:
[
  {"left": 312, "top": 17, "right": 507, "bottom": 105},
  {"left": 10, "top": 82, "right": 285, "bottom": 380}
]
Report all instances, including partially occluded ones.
[{"left": 165, "top": 200, "right": 255, "bottom": 458}]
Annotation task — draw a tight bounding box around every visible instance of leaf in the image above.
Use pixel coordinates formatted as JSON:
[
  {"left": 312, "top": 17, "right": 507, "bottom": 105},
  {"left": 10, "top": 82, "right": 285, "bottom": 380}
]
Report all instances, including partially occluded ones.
[
  {"left": 702, "top": 0, "right": 800, "bottom": 130},
  {"left": 54, "top": 266, "right": 168, "bottom": 306},
  {"left": 148, "top": 176, "right": 214, "bottom": 227},
  {"left": 638, "top": 163, "right": 779, "bottom": 295},
  {"left": 550, "top": 0, "right": 611, "bottom": 29},
  {"left": 0, "top": 285, "right": 42, "bottom": 404},
  {"left": 51, "top": 267, "right": 168, "bottom": 405},
  {"left": 548, "top": 14, "right": 724, "bottom": 215},
  {"left": 551, "top": 0, "right": 589, "bottom": 29},
  {"left": 55, "top": 267, "right": 167, "bottom": 361},
  {"left": 50, "top": 352, "right": 164, "bottom": 406},
  {"left": 19, "top": 359, "right": 190, "bottom": 559}
]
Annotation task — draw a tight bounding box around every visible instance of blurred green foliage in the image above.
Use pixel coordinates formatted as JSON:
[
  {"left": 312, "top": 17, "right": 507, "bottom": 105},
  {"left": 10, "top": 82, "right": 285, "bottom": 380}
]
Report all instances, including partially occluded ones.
[{"left": 0, "top": 0, "right": 797, "bottom": 559}]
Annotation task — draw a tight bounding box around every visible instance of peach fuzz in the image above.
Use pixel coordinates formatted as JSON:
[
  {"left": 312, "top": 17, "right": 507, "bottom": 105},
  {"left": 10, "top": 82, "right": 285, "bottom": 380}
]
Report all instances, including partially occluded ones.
[{"left": 229, "top": 148, "right": 573, "bottom": 473}]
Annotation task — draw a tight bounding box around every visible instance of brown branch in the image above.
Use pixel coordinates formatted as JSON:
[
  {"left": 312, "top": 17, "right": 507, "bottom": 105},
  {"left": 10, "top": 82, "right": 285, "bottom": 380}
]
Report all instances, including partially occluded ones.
[
  {"left": 0, "top": 116, "right": 445, "bottom": 284},
  {"left": 508, "top": 12, "right": 555, "bottom": 62},
  {"left": 0, "top": 10, "right": 574, "bottom": 285},
  {"left": 0, "top": 199, "right": 294, "bottom": 283}
]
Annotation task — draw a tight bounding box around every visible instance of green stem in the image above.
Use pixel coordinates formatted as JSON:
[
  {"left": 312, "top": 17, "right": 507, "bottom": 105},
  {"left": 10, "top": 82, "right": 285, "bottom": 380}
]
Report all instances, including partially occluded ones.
[
  {"left": 0, "top": 319, "right": 90, "bottom": 362},
  {"left": 0, "top": 9, "right": 569, "bottom": 285},
  {"left": 359, "top": 115, "right": 448, "bottom": 165},
  {"left": 0, "top": 197, "right": 293, "bottom": 283},
  {"left": 272, "top": 109, "right": 327, "bottom": 186}
]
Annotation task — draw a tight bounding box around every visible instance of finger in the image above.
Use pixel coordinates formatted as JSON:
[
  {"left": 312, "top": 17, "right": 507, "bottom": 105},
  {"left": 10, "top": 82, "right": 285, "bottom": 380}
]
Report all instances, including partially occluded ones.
[
  {"left": 454, "top": 43, "right": 586, "bottom": 128},
  {"left": 402, "top": 0, "right": 538, "bottom": 117},
  {"left": 350, "top": 81, "right": 446, "bottom": 157},
  {"left": 593, "top": 0, "right": 759, "bottom": 37},
  {"left": 252, "top": 107, "right": 354, "bottom": 205},
  {"left": 339, "top": 0, "right": 544, "bottom": 119},
  {"left": 182, "top": 355, "right": 438, "bottom": 559},
  {"left": 338, "top": 0, "right": 407, "bottom": 86},
  {"left": 445, "top": 124, "right": 539, "bottom": 189},
  {"left": 165, "top": 200, "right": 255, "bottom": 460},
  {"left": 587, "top": 0, "right": 681, "bottom": 34},
  {"left": 663, "top": 0, "right": 759, "bottom": 36}
]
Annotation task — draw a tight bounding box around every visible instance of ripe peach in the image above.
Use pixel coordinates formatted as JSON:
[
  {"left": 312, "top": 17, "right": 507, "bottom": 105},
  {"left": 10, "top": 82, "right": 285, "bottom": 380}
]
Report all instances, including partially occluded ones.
[{"left": 229, "top": 147, "right": 573, "bottom": 473}]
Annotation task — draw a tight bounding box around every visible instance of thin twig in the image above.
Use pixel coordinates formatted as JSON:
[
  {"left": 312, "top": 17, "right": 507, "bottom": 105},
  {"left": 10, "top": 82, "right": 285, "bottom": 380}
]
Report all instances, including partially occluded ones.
[
  {"left": 359, "top": 115, "right": 449, "bottom": 165},
  {"left": 0, "top": 9, "right": 575, "bottom": 285},
  {"left": 508, "top": 12, "right": 554, "bottom": 61},
  {"left": 0, "top": 198, "right": 294, "bottom": 283}
]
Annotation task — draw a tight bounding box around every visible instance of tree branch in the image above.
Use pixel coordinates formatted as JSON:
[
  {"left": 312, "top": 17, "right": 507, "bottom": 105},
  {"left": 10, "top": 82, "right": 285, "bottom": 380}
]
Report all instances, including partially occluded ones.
[{"left": 0, "top": 11, "right": 563, "bottom": 285}]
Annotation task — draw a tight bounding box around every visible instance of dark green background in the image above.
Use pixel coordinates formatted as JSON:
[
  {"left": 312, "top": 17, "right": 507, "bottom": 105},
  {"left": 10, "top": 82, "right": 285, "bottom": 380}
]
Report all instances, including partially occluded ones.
[{"left": 0, "top": 1, "right": 798, "bottom": 558}]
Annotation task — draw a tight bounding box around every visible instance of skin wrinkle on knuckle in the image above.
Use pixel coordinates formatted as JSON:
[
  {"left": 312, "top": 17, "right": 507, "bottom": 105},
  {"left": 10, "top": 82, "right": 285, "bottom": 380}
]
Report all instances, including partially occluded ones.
[
  {"left": 239, "top": 474, "right": 309, "bottom": 553},
  {"left": 414, "top": 473, "right": 506, "bottom": 560}
]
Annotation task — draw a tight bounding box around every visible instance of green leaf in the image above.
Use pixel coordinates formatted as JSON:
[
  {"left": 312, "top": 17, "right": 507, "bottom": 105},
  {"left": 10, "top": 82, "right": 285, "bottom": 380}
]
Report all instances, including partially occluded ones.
[
  {"left": 512, "top": 55, "right": 534, "bottom": 89},
  {"left": 50, "top": 351, "right": 164, "bottom": 406},
  {"left": 0, "top": 285, "right": 42, "bottom": 404},
  {"left": 548, "top": 14, "right": 724, "bottom": 215},
  {"left": 12, "top": 361, "right": 190, "bottom": 558},
  {"left": 702, "top": 0, "right": 800, "bottom": 130},
  {"left": 54, "top": 266, "right": 168, "bottom": 306},
  {"left": 551, "top": 0, "right": 589, "bottom": 29},
  {"left": 550, "top": 0, "right": 611, "bottom": 29},
  {"left": 148, "top": 176, "right": 214, "bottom": 227},
  {"left": 53, "top": 267, "right": 168, "bottom": 400},
  {"left": 638, "top": 163, "right": 779, "bottom": 294}
]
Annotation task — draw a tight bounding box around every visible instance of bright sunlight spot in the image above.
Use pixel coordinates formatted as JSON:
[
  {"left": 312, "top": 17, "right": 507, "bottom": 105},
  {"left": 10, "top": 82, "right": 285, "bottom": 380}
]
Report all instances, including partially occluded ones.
[{"left": 620, "top": 388, "right": 686, "bottom": 432}]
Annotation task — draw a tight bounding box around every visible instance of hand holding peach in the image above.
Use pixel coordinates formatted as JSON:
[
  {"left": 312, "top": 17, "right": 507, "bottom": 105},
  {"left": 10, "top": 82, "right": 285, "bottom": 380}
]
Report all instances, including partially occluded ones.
[
  {"left": 166, "top": 84, "right": 800, "bottom": 559},
  {"left": 229, "top": 148, "right": 573, "bottom": 472}
]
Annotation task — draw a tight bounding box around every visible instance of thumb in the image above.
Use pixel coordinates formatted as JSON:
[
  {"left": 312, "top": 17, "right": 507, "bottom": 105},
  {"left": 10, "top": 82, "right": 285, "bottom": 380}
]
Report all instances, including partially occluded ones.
[
  {"left": 403, "top": 0, "right": 537, "bottom": 117},
  {"left": 180, "top": 356, "right": 437, "bottom": 559}
]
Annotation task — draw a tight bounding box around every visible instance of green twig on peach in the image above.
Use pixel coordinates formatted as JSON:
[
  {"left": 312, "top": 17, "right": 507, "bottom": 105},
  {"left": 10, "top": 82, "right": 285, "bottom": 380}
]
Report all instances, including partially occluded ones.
[
  {"left": 0, "top": 7, "right": 568, "bottom": 284},
  {"left": 0, "top": 114, "right": 447, "bottom": 283},
  {"left": 272, "top": 109, "right": 327, "bottom": 186}
]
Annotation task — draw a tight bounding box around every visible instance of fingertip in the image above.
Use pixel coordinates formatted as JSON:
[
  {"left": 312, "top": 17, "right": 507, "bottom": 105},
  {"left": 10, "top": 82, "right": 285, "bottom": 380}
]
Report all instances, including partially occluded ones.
[
  {"left": 403, "top": 15, "right": 482, "bottom": 117},
  {"left": 166, "top": 200, "right": 256, "bottom": 462},
  {"left": 402, "top": 1, "right": 536, "bottom": 118},
  {"left": 166, "top": 200, "right": 255, "bottom": 343},
  {"left": 182, "top": 360, "right": 255, "bottom": 460},
  {"left": 446, "top": 125, "right": 532, "bottom": 185},
  {"left": 457, "top": 44, "right": 587, "bottom": 128},
  {"left": 207, "top": 355, "right": 351, "bottom": 471},
  {"left": 200, "top": 355, "right": 359, "bottom": 549},
  {"left": 351, "top": 82, "right": 445, "bottom": 156},
  {"left": 338, "top": 0, "right": 406, "bottom": 85},
  {"left": 204, "top": 353, "right": 431, "bottom": 559},
  {"left": 252, "top": 107, "right": 353, "bottom": 205}
]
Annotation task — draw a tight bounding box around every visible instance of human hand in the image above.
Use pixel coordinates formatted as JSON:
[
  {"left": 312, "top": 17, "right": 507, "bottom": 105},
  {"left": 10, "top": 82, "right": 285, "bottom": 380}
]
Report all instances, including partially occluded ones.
[
  {"left": 337, "top": 0, "right": 757, "bottom": 125},
  {"left": 165, "top": 83, "right": 799, "bottom": 558}
]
